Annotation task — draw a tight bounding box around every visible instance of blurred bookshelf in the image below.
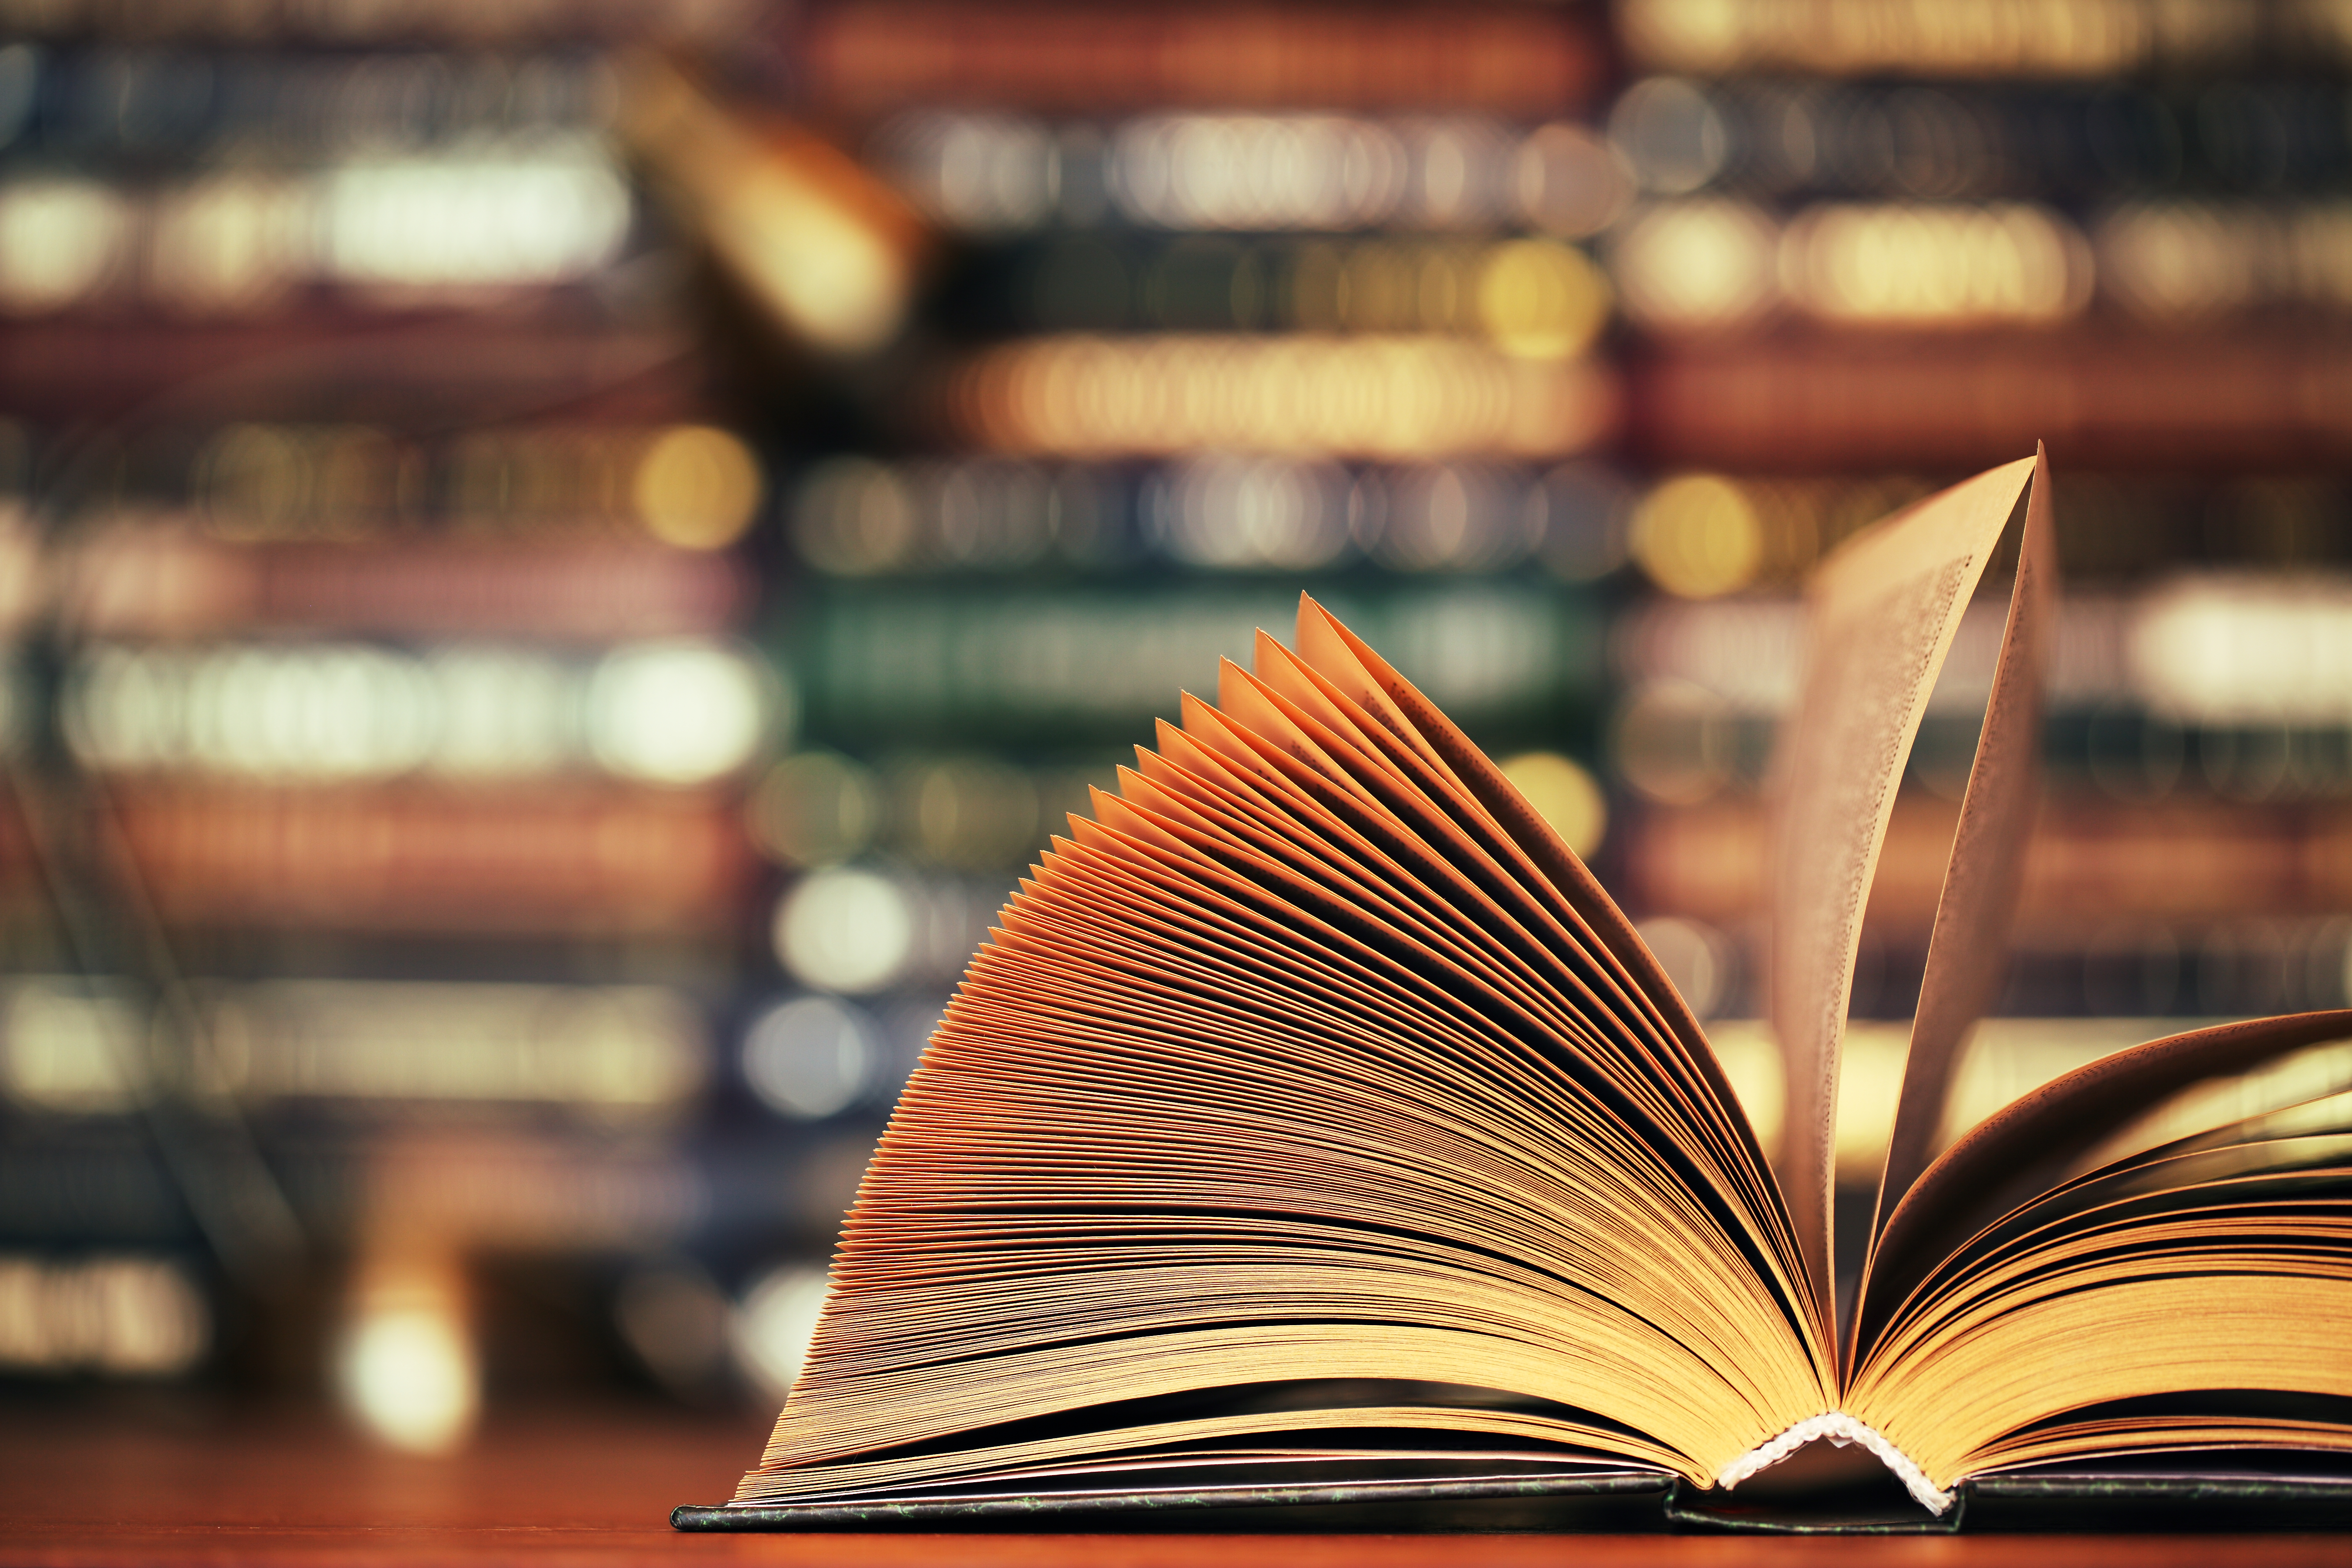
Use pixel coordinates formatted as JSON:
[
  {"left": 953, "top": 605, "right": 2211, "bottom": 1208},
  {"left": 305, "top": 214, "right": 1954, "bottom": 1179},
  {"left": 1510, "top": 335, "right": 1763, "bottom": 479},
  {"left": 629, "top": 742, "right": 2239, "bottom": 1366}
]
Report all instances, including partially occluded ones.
[{"left": 6, "top": 0, "right": 2352, "bottom": 1458}]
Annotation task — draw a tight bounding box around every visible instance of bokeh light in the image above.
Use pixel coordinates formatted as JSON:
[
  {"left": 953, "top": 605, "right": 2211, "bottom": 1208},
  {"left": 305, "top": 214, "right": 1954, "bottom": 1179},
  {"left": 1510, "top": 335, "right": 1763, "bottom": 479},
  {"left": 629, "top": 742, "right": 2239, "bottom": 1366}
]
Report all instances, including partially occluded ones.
[
  {"left": 1632, "top": 915, "right": 1731, "bottom": 1020},
  {"left": 585, "top": 641, "right": 778, "bottom": 786},
  {"left": 1781, "top": 202, "right": 2092, "bottom": 327},
  {"left": 614, "top": 1261, "right": 732, "bottom": 1398},
  {"left": 1628, "top": 474, "right": 1764, "bottom": 598},
  {"left": 1476, "top": 239, "right": 1612, "bottom": 359},
  {"left": 771, "top": 869, "right": 916, "bottom": 994},
  {"left": 1497, "top": 750, "right": 1608, "bottom": 858},
  {"left": 1614, "top": 197, "right": 2094, "bottom": 331},
  {"left": 632, "top": 426, "right": 765, "bottom": 551},
  {"left": 740, "top": 995, "right": 879, "bottom": 1120},
  {"left": 1609, "top": 199, "right": 1780, "bottom": 330},
  {"left": 2130, "top": 577, "right": 2352, "bottom": 724},
  {"left": 729, "top": 1265, "right": 830, "bottom": 1403},
  {"left": 332, "top": 1253, "right": 477, "bottom": 1455},
  {"left": 746, "top": 751, "right": 883, "bottom": 867}
]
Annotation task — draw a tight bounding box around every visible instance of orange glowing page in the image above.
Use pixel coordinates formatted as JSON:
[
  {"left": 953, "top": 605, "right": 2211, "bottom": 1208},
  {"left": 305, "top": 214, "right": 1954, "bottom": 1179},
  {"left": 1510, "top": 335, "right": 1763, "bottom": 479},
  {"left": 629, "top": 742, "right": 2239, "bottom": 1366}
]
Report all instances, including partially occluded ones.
[
  {"left": 729, "top": 599, "right": 1830, "bottom": 1509},
  {"left": 691, "top": 462, "right": 2352, "bottom": 1532}
]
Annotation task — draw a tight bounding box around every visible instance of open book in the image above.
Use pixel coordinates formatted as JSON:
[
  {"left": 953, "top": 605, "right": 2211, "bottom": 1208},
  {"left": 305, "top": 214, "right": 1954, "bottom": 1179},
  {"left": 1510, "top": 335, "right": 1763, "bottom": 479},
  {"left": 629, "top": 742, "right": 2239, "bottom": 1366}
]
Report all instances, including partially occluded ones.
[{"left": 679, "top": 451, "right": 2352, "bottom": 1532}]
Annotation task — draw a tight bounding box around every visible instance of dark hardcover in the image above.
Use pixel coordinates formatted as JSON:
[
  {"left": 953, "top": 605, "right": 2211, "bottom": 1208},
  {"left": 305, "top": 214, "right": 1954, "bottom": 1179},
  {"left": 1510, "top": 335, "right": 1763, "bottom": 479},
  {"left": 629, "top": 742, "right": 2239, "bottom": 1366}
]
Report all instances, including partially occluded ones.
[{"left": 673, "top": 1454, "right": 2352, "bottom": 1533}]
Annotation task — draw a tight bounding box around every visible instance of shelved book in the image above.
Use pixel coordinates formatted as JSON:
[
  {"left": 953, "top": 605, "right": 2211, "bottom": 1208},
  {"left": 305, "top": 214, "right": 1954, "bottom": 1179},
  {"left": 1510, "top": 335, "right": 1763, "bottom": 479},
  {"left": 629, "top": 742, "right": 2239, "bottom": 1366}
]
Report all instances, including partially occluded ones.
[
  {"left": 678, "top": 450, "right": 2352, "bottom": 1532},
  {"left": 1630, "top": 328, "right": 2352, "bottom": 469}
]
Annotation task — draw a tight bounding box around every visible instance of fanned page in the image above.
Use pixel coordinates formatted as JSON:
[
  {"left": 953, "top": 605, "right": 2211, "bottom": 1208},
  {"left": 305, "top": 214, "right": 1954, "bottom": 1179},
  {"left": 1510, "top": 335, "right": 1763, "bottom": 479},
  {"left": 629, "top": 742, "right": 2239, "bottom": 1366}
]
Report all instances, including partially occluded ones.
[
  {"left": 1764, "top": 455, "right": 2037, "bottom": 1318},
  {"left": 732, "top": 596, "right": 1830, "bottom": 1508},
  {"left": 1846, "top": 1008, "right": 2352, "bottom": 1491},
  {"left": 1868, "top": 448, "right": 2055, "bottom": 1246}
]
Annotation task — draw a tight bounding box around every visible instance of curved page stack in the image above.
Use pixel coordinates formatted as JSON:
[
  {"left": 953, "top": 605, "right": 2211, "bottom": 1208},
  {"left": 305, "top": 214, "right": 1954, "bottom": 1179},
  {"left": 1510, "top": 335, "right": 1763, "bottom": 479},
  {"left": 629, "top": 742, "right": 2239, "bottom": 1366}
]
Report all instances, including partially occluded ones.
[{"left": 682, "top": 451, "right": 2352, "bottom": 1532}]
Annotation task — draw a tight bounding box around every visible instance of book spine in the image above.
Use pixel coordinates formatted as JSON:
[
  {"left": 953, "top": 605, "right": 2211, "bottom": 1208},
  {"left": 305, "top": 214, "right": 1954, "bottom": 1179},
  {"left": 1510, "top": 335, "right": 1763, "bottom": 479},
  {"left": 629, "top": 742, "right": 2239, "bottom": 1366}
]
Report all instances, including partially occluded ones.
[
  {"left": 1620, "top": 799, "right": 2352, "bottom": 934},
  {"left": 0, "top": 318, "right": 702, "bottom": 423},
  {"left": 1611, "top": 79, "right": 2352, "bottom": 201},
  {"left": 4, "top": 46, "right": 616, "bottom": 156},
  {"left": 0, "top": 1122, "right": 869, "bottom": 1252},
  {"left": 1615, "top": 698, "right": 2352, "bottom": 809},
  {"left": 1612, "top": 583, "right": 2352, "bottom": 777},
  {"left": 1609, "top": 199, "right": 2352, "bottom": 335},
  {"left": 784, "top": 582, "right": 1604, "bottom": 743},
  {"left": 935, "top": 233, "right": 1614, "bottom": 343},
  {"left": 941, "top": 335, "right": 1620, "bottom": 461},
  {"left": 1716, "top": 1413, "right": 1952, "bottom": 1515},
  {"left": 1619, "top": 0, "right": 2282, "bottom": 78},
  {"left": 793, "top": 3, "right": 1605, "bottom": 117},
  {"left": 61, "top": 637, "right": 775, "bottom": 783},
  {"left": 871, "top": 112, "right": 1629, "bottom": 236},
  {"left": 107, "top": 782, "right": 753, "bottom": 935},
  {"left": 784, "top": 453, "right": 1633, "bottom": 579},
  {"left": 8, "top": 419, "right": 759, "bottom": 547},
  {"left": 1627, "top": 329, "right": 2352, "bottom": 469},
  {"left": 0, "top": 0, "right": 757, "bottom": 43},
  {"left": 0, "top": 1249, "right": 213, "bottom": 1378},
  {"left": 0, "top": 975, "right": 712, "bottom": 1119},
  {"left": 1607, "top": 475, "right": 2352, "bottom": 598},
  {"left": 0, "top": 156, "right": 652, "bottom": 321},
  {"left": 66, "top": 527, "right": 753, "bottom": 639}
]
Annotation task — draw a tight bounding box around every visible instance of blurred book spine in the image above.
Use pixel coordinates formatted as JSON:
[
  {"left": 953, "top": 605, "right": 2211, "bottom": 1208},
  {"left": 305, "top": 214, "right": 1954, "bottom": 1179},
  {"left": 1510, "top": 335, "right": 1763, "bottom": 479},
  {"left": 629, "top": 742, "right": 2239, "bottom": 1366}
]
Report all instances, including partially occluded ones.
[
  {"left": 783, "top": 582, "right": 1600, "bottom": 745},
  {"left": 788, "top": 3, "right": 1604, "bottom": 116},
  {"left": 63, "top": 530, "right": 753, "bottom": 638},
  {"left": 1623, "top": 796, "right": 2352, "bottom": 932},
  {"left": 0, "top": 975, "right": 710, "bottom": 1119},
  {"left": 786, "top": 453, "right": 1633, "bottom": 578},
  {"left": 0, "top": 0, "right": 757, "bottom": 43},
  {"left": 1616, "top": 0, "right": 2293, "bottom": 78},
  {"left": 0, "top": 317, "right": 700, "bottom": 420},
  {"left": 0, "top": 44, "right": 615, "bottom": 154},
  {"left": 1607, "top": 76, "right": 2352, "bottom": 201},
  {"left": 1628, "top": 328, "right": 2352, "bottom": 467},
  {"left": 869, "top": 110, "right": 1629, "bottom": 235},
  {"left": 943, "top": 333, "right": 1619, "bottom": 461},
  {"left": 1607, "top": 198, "right": 2352, "bottom": 335},
  {"left": 107, "top": 782, "right": 753, "bottom": 934}
]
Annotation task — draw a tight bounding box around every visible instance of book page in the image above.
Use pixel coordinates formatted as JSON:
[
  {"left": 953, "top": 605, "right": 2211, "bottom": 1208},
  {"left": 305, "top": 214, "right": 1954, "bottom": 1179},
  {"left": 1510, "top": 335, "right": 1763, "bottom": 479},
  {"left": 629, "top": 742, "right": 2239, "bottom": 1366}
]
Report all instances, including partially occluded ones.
[
  {"left": 741, "top": 601, "right": 1836, "bottom": 1508},
  {"left": 1287, "top": 600, "right": 1819, "bottom": 1351},
  {"left": 1767, "top": 456, "right": 2036, "bottom": 1321},
  {"left": 1854, "top": 1007, "right": 2352, "bottom": 1366},
  {"left": 1868, "top": 447, "right": 2057, "bottom": 1251},
  {"left": 1843, "top": 1021, "right": 2352, "bottom": 1489}
]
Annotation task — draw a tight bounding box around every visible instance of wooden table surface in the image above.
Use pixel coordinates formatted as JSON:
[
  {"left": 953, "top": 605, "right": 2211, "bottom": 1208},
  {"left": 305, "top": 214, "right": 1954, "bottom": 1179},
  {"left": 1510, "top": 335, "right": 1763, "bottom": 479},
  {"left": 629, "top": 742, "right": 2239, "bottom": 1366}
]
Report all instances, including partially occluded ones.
[{"left": 8, "top": 1403, "right": 2352, "bottom": 1567}]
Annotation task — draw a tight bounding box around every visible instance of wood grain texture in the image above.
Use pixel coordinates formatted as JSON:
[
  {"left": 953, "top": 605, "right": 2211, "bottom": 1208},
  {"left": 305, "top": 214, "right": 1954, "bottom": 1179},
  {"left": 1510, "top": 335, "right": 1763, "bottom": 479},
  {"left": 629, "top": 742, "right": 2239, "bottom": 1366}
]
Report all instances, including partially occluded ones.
[{"left": 5, "top": 1403, "right": 2352, "bottom": 1566}]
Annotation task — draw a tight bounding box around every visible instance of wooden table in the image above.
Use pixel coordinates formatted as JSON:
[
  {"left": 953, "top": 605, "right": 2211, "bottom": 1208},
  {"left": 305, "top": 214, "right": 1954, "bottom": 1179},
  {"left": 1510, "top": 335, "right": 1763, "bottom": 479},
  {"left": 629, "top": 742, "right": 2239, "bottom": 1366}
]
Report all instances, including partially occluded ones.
[{"left": 7, "top": 1402, "right": 2352, "bottom": 1566}]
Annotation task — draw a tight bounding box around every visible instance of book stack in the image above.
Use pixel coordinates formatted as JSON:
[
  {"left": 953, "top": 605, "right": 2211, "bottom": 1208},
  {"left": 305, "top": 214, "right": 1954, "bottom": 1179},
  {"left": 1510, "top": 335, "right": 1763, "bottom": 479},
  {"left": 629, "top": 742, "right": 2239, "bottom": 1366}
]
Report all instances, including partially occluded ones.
[{"left": 1594, "top": 0, "right": 2352, "bottom": 1220}]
